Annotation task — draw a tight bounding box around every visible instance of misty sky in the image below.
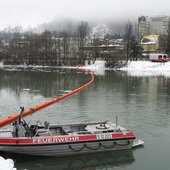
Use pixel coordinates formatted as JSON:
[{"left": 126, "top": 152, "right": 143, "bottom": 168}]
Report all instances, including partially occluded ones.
[{"left": 0, "top": 0, "right": 170, "bottom": 29}]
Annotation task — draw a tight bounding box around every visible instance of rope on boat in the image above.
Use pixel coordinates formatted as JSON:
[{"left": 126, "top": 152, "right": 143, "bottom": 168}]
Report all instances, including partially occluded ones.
[
  {"left": 115, "top": 141, "right": 130, "bottom": 146},
  {"left": 99, "top": 142, "right": 116, "bottom": 149},
  {"left": 69, "top": 144, "right": 87, "bottom": 152},
  {"left": 0, "top": 68, "right": 95, "bottom": 127},
  {"left": 69, "top": 141, "right": 130, "bottom": 152},
  {"left": 85, "top": 144, "right": 101, "bottom": 150}
]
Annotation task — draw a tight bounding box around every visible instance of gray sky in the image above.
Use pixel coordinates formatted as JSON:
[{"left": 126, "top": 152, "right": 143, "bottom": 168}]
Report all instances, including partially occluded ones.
[{"left": 0, "top": 0, "right": 170, "bottom": 29}]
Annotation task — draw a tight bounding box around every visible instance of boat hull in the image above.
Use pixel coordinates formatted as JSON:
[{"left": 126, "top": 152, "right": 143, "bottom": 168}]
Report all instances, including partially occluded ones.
[
  {"left": 0, "top": 121, "right": 136, "bottom": 156},
  {"left": 0, "top": 138, "right": 134, "bottom": 156}
]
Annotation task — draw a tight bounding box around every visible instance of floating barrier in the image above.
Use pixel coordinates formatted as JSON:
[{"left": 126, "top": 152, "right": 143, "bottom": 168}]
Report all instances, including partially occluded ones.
[{"left": 0, "top": 68, "right": 94, "bottom": 127}]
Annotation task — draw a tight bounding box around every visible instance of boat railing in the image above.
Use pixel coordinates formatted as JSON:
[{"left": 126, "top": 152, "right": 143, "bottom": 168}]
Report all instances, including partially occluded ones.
[
  {"left": 34, "top": 121, "right": 52, "bottom": 137},
  {"left": 67, "top": 131, "right": 91, "bottom": 136}
]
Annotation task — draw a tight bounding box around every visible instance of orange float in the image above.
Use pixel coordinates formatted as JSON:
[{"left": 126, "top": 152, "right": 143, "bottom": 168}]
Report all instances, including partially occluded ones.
[{"left": 0, "top": 68, "right": 94, "bottom": 127}]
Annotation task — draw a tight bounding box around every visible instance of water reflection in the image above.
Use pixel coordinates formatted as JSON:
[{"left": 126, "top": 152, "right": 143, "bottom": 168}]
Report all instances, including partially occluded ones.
[
  {"left": 2, "top": 150, "right": 134, "bottom": 170},
  {"left": 0, "top": 68, "right": 90, "bottom": 98},
  {"left": 1, "top": 68, "right": 170, "bottom": 124},
  {"left": 0, "top": 68, "right": 91, "bottom": 119}
]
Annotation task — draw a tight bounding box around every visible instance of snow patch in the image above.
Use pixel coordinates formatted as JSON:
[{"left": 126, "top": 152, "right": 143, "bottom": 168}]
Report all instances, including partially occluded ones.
[
  {"left": 79, "top": 60, "right": 106, "bottom": 75},
  {"left": 0, "top": 156, "right": 16, "bottom": 170},
  {"left": 119, "top": 61, "right": 170, "bottom": 77},
  {"left": 0, "top": 61, "right": 4, "bottom": 68}
]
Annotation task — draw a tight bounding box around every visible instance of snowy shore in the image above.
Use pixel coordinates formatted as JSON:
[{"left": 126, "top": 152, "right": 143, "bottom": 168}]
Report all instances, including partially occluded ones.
[
  {"left": 1, "top": 60, "right": 170, "bottom": 77},
  {"left": 0, "top": 156, "right": 16, "bottom": 170},
  {"left": 118, "top": 60, "right": 170, "bottom": 77},
  {"left": 80, "top": 60, "right": 170, "bottom": 77}
]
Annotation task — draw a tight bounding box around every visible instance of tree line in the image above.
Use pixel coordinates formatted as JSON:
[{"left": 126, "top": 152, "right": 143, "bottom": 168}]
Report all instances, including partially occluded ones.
[
  {"left": 0, "top": 20, "right": 170, "bottom": 66},
  {"left": 0, "top": 21, "right": 90, "bottom": 66}
]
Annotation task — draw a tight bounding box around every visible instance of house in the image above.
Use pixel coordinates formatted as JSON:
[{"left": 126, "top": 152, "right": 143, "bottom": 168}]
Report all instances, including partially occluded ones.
[{"left": 140, "top": 35, "right": 159, "bottom": 52}]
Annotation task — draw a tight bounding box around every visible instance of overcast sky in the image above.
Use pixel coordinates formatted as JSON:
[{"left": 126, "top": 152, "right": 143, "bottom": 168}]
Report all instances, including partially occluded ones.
[{"left": 0, "top": 0, "right": 170, "bottom": 30}]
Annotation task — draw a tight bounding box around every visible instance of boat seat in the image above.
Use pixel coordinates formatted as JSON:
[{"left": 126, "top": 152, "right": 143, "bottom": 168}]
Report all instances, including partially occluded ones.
[{"left": 34, "top": 121, "right": 52, "bottom": 136}]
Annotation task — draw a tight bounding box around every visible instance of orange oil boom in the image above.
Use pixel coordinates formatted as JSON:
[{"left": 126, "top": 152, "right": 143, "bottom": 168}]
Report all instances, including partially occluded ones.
[{"left": 0, "top": 68, "right": 94, "bottom": 127}]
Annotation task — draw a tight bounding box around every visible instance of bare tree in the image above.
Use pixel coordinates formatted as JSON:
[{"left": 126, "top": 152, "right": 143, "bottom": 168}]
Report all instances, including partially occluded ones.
[
  {"left": 77, "top": 21, "right": 89, "bottom": 61},
  {"left": 77, "top": 21, "right": 89, "bottom": 47},
  {"left": 124, "top": 21, "right": 133, "bottom": 60}
]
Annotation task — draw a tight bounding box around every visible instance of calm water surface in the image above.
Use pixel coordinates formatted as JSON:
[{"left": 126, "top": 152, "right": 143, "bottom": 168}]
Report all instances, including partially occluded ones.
[{"left": 0, "top": 68, "right": 170, "bottom": 170}]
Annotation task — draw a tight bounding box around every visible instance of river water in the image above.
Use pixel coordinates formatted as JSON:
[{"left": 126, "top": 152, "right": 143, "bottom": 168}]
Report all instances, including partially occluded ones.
[{"left": 0, "top": 68, "right": 170, "bottom": 170}]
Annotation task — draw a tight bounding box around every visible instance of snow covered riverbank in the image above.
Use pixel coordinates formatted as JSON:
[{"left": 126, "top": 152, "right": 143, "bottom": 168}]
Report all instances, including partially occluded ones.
[
  {"left": 80, "top": 60, "right": 170, "bottom": 77},
  {"left": 0, "top": 156, "right": 16, "bottom": 170},
  {"left": 118, "top": 60, "right": 170, "bottom": 77},
  {"left": 1, "top": 60, "right": 170, "bottom": 77},
  {"left": 119, "top": 60, "right": 170, "bottom": 71}
]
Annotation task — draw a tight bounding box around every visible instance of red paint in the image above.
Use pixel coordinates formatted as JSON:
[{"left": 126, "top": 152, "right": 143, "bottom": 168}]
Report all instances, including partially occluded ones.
[
  {"left": 0, "top": 132, "right": 135, "bottom": 145},
  {"left": 112, "top": 131, "right": 135, "bottom": 138}
]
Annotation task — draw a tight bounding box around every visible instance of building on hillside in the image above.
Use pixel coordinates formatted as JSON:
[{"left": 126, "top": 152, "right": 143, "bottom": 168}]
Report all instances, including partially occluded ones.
[{"left": 140, "top": 35, "right": 159, "bottom": 53}]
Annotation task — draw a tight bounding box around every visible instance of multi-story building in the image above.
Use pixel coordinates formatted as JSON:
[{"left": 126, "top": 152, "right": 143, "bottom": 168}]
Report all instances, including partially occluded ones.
[
  {"left": 150, "top": 16, "right": 169, "bottom": 35},
  {"left": 138, "top": 15, "right": 170, "bottom": 53},
  {"left": 138, "top": 15, "right": 170, "bottom": 40},
  {"left": 138, "top": 16, "right": 150, "bottom": 41}
]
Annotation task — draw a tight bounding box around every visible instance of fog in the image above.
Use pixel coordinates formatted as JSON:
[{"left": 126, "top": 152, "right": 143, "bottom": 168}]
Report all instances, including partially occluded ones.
[{"left": 0, "top": 0, "right": 170, "bottom": 30}]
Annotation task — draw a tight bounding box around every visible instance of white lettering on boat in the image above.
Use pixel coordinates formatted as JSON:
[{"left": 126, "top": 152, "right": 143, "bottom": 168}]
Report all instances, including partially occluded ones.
[
  {"left": 96, "top": 133, "right": 112, "bottom": 140},
  {"left": 33, "top": 136, "right": 80, "bottom": 144}
]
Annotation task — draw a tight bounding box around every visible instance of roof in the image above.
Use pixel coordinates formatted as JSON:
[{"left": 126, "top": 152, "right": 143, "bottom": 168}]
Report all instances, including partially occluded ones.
[{"left": 140, "top": 35, "right": 159, "bottom": 45}]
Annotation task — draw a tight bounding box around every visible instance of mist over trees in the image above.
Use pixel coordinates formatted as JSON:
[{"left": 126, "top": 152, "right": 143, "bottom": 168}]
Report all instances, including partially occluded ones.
[{"left": 0, "top": 19, "right": 145, "bottom": 67}]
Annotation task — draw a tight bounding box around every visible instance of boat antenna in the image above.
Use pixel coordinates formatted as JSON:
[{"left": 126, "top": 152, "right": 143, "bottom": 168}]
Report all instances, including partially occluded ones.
[
  {"left": 116, "top": 116, "right": 118, "bottom": 127},
  {"left": 18, "top": 106, "right": 24, "bottom": 124}
]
